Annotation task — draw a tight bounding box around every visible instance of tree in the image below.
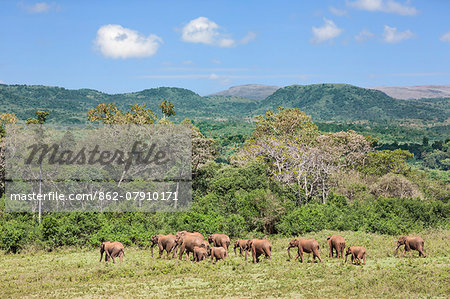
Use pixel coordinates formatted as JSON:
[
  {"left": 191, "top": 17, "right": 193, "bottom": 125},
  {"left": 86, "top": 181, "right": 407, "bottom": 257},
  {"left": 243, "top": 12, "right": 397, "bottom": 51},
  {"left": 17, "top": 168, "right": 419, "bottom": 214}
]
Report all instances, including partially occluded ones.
[
  {"left": 235, "top": 108, "right": 373, "bottom": 204},
  {"left": 26, "top": 110, "right": 49, "bottom": 124},
  {"left": 360, "top": 149, "right": 413, "bottom": 176},
  {"left": 0, "top": 113, "right": 18, "bottom": 196},
  {"left": 159, "top": 100, "right": 176, "bottom": 118},
  {"left": 88, "top": 103, "right": 157, "bottom": 124},
  {"left": 26, "top": 110, "right": 50, "bottom": 224}
]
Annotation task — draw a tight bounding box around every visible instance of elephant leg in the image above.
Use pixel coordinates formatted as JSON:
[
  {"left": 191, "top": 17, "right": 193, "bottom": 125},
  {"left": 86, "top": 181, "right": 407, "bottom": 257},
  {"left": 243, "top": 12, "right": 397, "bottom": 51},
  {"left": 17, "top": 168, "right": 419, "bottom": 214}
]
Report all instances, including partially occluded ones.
[
  {"left": 105, "top": 251, "right": 112, "bottom": 262},
  {"left": 158, "top": 245, "right": 164, "bottom": 259},
  {"left": 362, "top": 253, "right": 366, "bottom": 265},
  {"left": 299, "top": 251, "right": 304, "bottom": 263},
  {"left": 329, "top": 246, "right": 333, "bottom": 258},
  {"left": 119, "top": 251, "right": 123, "bottom": 263},
  {"left": 167, "top": 246, "right": 173, "bottom": 259},
  {"left": 178, "top": 244, "right": 186, "bottom": 260},
  {"left": 418, "top": 248, "right": 426, "bottom": 258},
  {"left": 172, "top": 245, "right": 178, "bottom": 258},
  {"left": 315, "top": 251, "right": 323, "bottom": 263}
]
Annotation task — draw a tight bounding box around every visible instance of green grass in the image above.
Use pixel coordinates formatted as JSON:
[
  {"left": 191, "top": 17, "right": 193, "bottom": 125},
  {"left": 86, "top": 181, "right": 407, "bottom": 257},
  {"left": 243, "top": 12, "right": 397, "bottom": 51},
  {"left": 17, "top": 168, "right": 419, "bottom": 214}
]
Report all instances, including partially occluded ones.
[{"left": 1, "top": 230, "right": 449, "bottom": 298}]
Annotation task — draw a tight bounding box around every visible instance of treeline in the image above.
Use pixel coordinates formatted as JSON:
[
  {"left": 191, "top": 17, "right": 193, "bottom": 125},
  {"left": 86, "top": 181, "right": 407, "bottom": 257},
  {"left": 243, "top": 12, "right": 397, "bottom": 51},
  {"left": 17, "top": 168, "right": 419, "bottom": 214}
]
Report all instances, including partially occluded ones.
[{"left": 0, "top": 105, "right": 449, "bottom": 253}]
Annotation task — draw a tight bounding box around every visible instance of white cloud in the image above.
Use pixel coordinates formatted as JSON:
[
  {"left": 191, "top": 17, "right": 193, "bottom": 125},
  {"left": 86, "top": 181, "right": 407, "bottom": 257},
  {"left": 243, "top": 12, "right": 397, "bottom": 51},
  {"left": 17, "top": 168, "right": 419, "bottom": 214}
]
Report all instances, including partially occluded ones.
[
  {"left": 440, "top": 31, "right": 450, "bottom": 42},
  {"left": 329, "top": 6, "right": 348, "bottom": 16},
  {"left": 382, "top": 25, "right": 414, "bottom": 43},
  {"left": 240, "top": 31, "right": 257, "bottom": 44},
  {"left": 181, "top": 17, "right": 236, "bottom": 48},
  {"left": 347, "top": 0, "right": 418, "bottom": 16},
  {"left": 355, "top": 29, "right": 375, "bottom": 42},
  {"left": 311, "top": 19, "right": 343, "bottom": 44},
  {"left": 138, "top": 74, "right": 313, "bottom": 80},
  {"left": 95, "top": 24, "right": 162, "bottom": 59},
  {"left": 0, "top": 79, "right": 5, "bottom": 84},
  {"left": 211, "top": 58, "right": 221, "bottom": 64},
  {"left": 182, "top": 60, "right": 194, "bottom": 65},
  {"left": 20, "top": 2, "right": 59, "bottom": 14}
]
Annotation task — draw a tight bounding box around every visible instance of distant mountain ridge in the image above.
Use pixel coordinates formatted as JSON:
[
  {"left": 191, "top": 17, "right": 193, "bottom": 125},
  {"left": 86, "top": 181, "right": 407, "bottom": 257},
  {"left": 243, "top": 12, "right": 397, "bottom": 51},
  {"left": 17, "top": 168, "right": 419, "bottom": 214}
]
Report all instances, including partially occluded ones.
[
  {"left": 369, "top": 85, "right": 450, "bottom": 99},
  {"left": 0, "top": 83, "right": 448, "bottom": 125},
  {"left": 208, "top": 84, "right": 280, "bottom": 99}
]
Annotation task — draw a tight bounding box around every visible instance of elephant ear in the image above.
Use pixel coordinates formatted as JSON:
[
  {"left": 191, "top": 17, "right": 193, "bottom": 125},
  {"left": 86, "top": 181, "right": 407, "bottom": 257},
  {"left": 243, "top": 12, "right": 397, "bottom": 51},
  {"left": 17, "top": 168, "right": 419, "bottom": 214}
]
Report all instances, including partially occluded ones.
[{"left": 326, "top": 236, "right": 331, "bottom": 241}]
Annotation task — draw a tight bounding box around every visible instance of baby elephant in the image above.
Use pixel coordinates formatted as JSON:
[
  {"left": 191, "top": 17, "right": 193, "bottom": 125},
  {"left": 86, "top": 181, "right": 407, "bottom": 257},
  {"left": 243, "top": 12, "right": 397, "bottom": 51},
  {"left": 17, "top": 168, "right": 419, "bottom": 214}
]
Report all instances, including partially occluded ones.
[
  {"left": 396, "top": 236, "right": 426, "bottom": 257},
  {"left": 100, "top": 241, "right": 124, "bottom": 263},
  {"left": 193, "top": 246, "right": 208, "bottom": 262},
  {"left": 234, "top": 239, "right": 250, "bottom": 256},
  {"left": 287, "top": 238, "right": 322, "bottom": 263},
  {"left": 345, "top": 246, "right": 366, "bottom": 265},
  {"left": 209, "top": 247, "right": 227, "bottom": 263}
]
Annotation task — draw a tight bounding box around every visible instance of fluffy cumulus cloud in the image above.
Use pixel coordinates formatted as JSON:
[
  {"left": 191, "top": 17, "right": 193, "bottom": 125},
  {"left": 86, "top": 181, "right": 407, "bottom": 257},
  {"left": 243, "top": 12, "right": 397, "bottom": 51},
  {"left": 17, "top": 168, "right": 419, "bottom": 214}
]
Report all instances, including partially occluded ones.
[
  {"left": 311, "top": 19, "right": 343, "bottom": 44},
  {"left": 382, "top": 25, "right": 414, "bottom": 43},
  {"left": 355, "top": 29, "right": 375, "bottom": 42},
  {"left": 347, "top": 0, "right": 418, "bottom": 16},
  {"left": 95, "top": 24, "right": 162, "bottom": 59},
  {"left": 181, "top": 17, "right": 237, "bottom": 47},
  {"left": 440, "top": 32, "right": 450, "bottom": 42}
]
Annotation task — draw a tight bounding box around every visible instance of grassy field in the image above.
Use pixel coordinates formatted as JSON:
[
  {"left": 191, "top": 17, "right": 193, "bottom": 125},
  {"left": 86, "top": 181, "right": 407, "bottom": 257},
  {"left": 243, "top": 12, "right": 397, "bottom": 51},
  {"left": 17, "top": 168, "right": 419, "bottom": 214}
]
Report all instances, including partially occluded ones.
[{"left": 1, "top": 229, "right": 449, "bottom": 298}]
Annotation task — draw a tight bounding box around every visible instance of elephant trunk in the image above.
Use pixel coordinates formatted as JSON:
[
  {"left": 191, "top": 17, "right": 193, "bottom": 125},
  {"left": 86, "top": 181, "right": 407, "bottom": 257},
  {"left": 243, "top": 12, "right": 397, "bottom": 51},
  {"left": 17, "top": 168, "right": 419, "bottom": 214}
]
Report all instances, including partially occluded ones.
[
  {"left": 151, "top": 244, "right": 154, "bottom": 257},
  {"left": 287, "top": 246, "right": 292, "bottom": 260},
  {"left": 395, "top": 244, "right": 400, "bottom": 255},
  {"left": 234, "top": 246, "right": 237, "bottom": 256}
]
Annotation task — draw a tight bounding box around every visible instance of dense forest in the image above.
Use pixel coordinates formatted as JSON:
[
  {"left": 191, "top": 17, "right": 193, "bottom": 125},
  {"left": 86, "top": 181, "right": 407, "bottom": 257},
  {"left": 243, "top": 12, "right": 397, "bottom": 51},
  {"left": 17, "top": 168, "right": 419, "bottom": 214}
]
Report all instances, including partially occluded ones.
[{"left": 0, "top": 94, "right": 448, "bottom": 253}]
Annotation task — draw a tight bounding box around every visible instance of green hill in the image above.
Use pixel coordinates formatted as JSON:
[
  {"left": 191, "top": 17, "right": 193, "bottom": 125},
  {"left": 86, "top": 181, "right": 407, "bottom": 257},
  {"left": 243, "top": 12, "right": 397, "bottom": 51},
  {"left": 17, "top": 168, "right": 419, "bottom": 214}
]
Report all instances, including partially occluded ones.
[
  {"left": 259, "top": 83, "right": 449, "bottom": 122},
  {"left": 0, "top": 83, "right": 448, "bottom": 125}
]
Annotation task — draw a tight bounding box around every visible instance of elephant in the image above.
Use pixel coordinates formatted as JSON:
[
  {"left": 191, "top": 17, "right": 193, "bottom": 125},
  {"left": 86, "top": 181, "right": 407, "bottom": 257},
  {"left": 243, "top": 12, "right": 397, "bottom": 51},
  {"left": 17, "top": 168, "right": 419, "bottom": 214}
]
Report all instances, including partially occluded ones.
[
  {"left": 327, "top": 235, "right": 345, "bottom": 258},
  {"left": 245, "top": 239, "right": 272, "bottom": 264},
  {"left": 287, "top": 238, "right": 322, "bottom": 263},
  {"left": 202, "top": 240, "right": 211, "bottom": 252},
  {"left": 172, "top": 231, "right": 204, "bottom": 258},
  {"left": 345, "top": 246, "right": 366, "bottom": 265},
  {"left": 156, "top": 234, "right": 177, "bottom": 259},
  {"left": 396, "top": 236, "right": 426, "bottom": 257},
  {"left": 234, "top": 239, "right": 250, "bottom": 256},
  {"left": 208, "top": 234, "right": 231, "bottom": 251},
  {"left": 174, "top": 233, "right": 206, "bottom": 261},
  {"left": 193, "top": 246, "right": 208, "bottom": 262},
  {"left": 99, "top": 241, "right": 124, "bottom": 264},
  {"left": 209, "top": 247, "right": 227, "bottom": 263},
  {"left": 150, "top": 234, "right": 164, "bottom": 257}
]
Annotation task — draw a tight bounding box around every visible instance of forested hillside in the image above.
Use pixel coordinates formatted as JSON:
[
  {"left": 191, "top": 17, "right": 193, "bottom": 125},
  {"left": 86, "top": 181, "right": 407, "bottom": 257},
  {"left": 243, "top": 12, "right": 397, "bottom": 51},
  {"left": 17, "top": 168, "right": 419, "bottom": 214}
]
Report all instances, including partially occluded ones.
[
  {"left": 1, "top": 83, "right": 448, "bottom": 125},
  {"left": 260, "top": 84, "right": 448, "bottom": 122}
]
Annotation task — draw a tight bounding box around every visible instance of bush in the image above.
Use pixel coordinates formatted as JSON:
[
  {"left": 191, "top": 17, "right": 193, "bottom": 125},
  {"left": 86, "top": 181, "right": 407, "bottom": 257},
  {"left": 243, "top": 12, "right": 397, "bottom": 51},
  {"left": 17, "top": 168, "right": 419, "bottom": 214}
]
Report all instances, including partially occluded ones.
[{"left": 0, "top": 221, "right": 29, "bottom": 253}]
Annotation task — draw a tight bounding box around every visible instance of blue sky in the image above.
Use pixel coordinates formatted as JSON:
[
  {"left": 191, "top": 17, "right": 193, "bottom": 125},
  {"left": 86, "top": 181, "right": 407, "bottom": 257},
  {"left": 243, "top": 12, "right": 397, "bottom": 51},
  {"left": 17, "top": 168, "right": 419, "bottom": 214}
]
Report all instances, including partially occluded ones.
[{"left": 0, "top": 0, "right": 449, "bottom": 95}]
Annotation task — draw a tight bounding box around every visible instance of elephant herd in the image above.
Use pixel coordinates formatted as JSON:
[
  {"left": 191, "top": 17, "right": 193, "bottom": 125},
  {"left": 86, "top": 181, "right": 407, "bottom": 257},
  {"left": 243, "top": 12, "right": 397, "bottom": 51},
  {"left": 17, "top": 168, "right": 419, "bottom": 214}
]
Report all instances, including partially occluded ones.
[{"left": 99, "top": 232, "right": 427, "bottom": 265}]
